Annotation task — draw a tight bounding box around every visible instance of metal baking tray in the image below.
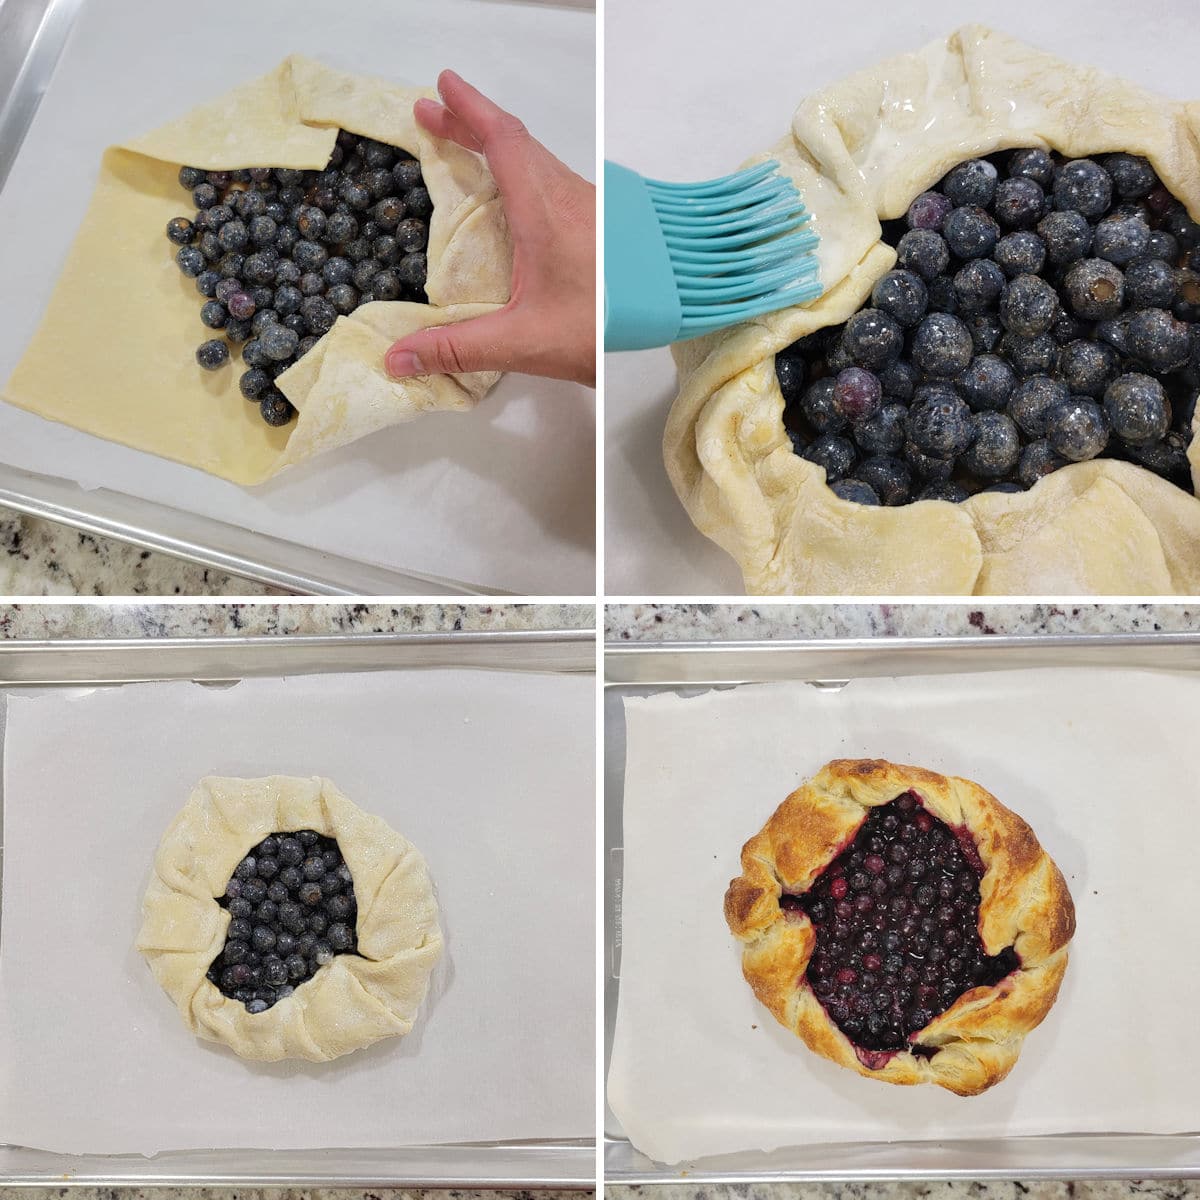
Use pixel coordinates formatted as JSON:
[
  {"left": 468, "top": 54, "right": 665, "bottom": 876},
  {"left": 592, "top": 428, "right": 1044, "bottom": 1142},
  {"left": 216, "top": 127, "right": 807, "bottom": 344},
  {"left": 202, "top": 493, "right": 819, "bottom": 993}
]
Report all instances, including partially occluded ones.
[
  {"left": 0, "top": 628, "right": 596, "bottom": 1188},
  {"left": 604, "top": 633, "right": 1200, "bottom": 1183},
  {"left": 0, "top": 0, "right": 586, "bottom": 596}
]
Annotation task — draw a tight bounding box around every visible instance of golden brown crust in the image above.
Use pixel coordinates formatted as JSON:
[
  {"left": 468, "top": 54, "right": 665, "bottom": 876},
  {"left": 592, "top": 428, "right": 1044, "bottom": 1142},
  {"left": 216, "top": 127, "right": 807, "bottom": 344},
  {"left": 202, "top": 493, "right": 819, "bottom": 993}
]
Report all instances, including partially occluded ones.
[{"left": 724, "top": 759, "right": 1074, "bottom": 1095}]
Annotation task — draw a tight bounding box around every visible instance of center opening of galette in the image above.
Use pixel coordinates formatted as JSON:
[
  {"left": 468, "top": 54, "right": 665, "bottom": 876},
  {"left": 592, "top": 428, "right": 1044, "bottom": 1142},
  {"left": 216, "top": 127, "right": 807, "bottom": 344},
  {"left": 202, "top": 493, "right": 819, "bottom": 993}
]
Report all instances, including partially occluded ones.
[
  {"left": 207, "top": 830, "right": 360, "bottom": 1013},
  {"left": 780, "top": 792, "right": 1019, "bottom": 1065}
]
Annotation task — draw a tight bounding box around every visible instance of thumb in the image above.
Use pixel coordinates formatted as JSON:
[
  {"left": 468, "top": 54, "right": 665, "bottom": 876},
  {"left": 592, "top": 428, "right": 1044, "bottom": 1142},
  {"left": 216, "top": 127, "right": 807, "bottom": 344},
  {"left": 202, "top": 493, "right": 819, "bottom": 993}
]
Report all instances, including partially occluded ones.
[{"left": 384, "top": 312, "right": 513, "bottom": 379}]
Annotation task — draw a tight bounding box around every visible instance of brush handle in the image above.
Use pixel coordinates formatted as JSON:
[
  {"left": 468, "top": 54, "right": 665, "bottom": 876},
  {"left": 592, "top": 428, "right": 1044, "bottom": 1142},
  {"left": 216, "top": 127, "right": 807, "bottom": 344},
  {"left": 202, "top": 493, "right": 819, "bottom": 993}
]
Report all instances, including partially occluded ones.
[{"left": 604, "top": 161, "right": 684, "bottom": 351}]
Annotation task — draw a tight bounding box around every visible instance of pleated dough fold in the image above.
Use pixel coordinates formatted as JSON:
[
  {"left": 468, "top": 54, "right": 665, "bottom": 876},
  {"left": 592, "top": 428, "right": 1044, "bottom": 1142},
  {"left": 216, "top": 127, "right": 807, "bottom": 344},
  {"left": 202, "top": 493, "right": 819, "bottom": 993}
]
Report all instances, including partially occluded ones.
[
  {"left": 137, "top": 775, "right": 443, "bottom": 1063},
  {"left": 664, "top": 26, "right": 1200, "bottom": 595},
  {"left": 3, "top": 56, "right": 512, "bottom": 484}
]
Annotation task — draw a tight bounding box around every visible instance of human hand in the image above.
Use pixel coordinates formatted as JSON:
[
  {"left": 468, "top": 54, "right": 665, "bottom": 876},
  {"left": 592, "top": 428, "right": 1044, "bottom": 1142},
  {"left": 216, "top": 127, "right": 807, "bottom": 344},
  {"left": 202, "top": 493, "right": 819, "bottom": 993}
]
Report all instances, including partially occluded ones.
[{"left": 383, "top": 70, "right": 596, "bottom": 388}]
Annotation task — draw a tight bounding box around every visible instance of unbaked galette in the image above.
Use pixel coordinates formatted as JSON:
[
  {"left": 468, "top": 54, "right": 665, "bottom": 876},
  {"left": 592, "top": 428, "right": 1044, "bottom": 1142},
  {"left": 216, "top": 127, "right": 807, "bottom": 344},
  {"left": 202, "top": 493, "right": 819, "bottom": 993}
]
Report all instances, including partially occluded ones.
[
  {"left": 138, "top": 775, "right": 442, "bottom": 1063},
  {"left": 666, "top": 26, "right": 1200, "bottom": 594},
  {"left": 724, "top": 759, "right": 1074, "bottom": 1094}
]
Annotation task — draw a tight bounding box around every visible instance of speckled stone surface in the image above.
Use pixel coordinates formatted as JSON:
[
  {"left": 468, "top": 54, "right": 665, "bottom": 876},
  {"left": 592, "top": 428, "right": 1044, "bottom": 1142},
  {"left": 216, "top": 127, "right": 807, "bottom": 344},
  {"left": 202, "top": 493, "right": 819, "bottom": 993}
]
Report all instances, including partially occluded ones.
[
  {"left": 0, "top": 510, "right": 279, "bottom": 596},
  {"left": 604, "top": 603, "right": 1199, "bottom": 641},
  {"left": 606, "top": 1186, "right": 1199, "bottom": 1200},
  {"left": 0, "top": 602, "right": 594, "bottom": 638}
]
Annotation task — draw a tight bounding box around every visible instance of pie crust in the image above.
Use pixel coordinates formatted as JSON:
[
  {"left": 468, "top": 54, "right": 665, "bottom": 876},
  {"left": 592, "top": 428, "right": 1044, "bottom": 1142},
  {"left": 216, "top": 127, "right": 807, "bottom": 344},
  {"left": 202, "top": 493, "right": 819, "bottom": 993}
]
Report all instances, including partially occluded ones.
[
  {"left": 137, "top": 775, "right": 443, "bottom": 1063},
  {"left": 4, "top": 56, "right": 512, "bottom": 485},
  {"left": 664, "top": 26, "right": 1200, "bottom": 594},
  {"left": 724, "top": 758, "right": 1075, "bottom": 1094}
]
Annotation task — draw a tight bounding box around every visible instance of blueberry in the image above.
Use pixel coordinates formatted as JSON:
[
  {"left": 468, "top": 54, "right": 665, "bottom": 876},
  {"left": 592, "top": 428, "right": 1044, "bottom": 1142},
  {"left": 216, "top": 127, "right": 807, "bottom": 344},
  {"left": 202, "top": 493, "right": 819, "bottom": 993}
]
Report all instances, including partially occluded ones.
[
  {"left": 1092, "top": 213, "right": 1150, "bottom": 265},
  {"left": 942, "top": 205, "right": 999, "bottom": 259},
  {"left": 909, "top": 385, "right": 973, "bottom": 457},
  {"left": 217, "top": 252, "right": 245, "bottom": 280},
  {"left": 852, "top": 456, "right": 912, "bottom": 505},
  {"left": 1008, "top": 148, "right": 1055, "bottom": 188},
  {"left": 293, "top": 240, "right": 328, "bottom": 272},
  {"left": 1053, "top": 158, "right": 1113, "bottom": 217},
  {"left": 911, "top": 313, "right": 972, "bottom": 380},
  {"left": 236, "top": 189, "right": 268, "bottom": 219},
  {"left": 197, "top": 231, "right": 221, "bottom": 262},
  {"left": 166, "top": 217, "right": 195, "bottom": 245},
  {"left": 1175, "top": 269, "right": 1200, "bottom": 321},
  {"left": 300, "top": 296, "right": 337, "bottom": 336},
  {"left": 959, "top": 354, "right": 1015, "bottom": 412},
  {"left": 870, "top": 270, "right": 928, "bottom": 327},
  {"left": 248, "top": 215, "right": 277, "bottom": 247},
  {"left": 394, "top": 158, "right": 424, "bottom": 190},
  {"left": 1128, "top": 307, "right": 1191, "bottom": 371},
  {"left": 1103, "top": 373, "right": 1171, "bottom": 446},
  {"left": 855, "top": 403, "right": 908, "bottom": 456},
  {"left": 993, "top": 176, "right": 1044, "bottom": 229},
  {"left": 192, "top": 182, "right": 218, "bottom": 210},
  {"left": 896, "top": 229, "right": 950, "bottom": 281},
  {"left": 217, "top": 219, "right": 248, "bottom": 253},
  {"left": 918, "top": 481, "right": 970, "bottom": 503},
  {"left": 1123, "top": 258, "right": 1178, "bottom": 310},
  {"left": 1127, "top": 431, "right": 1192, "bottom": 484},
  {"left": 904, "top": 439, "right": 955, "bottom": 482},
  {"left": 941, "top": 159, "right": 997, "bottom": 208},
  {"left": 225, "top": 318, "right": 252, "bottom": 344},
  {"left": 1063, "top": 258, "right": 1124, "bottom": 320},
  {"left": 178, "top": 166, "right": 205, "bottom": 190},
  {"left": 803, "top": 434, "right": 856, "bottom": 482},
  {"left": 953, "top": 259, "right": 1005, "bottom": 314},
  {"left": 352, "top": 259, "right": 382, "bottom": 292},
  {"left": 1046, "top": 397, "right": 1109, "bottom": 462},
  {"left": 405, "top": 186, "right": 433, "bottom": 219},
  {"left": 195, "top": 269, "right": 221, "bottom": 298},
  {"left": 273, "top": 285, "right": 303, "bottom": 317},
  {"left": 370, "top": 270, "right": 401, "bottom": 301},
  {"left": 967, "top": 314, "right": 1002, "bottom": 354},
  {"left": 199, "top": 300, "right": 227, "bottom": 330},
  {"left": 775, "top": 355, "right": 806, "bottom": 404},
  {"left": 926, "top": 277, "right": 959, "bottom": 315},
  {"left": 1008, "top": 374, "right": 1069, "bottom": 438},
  {"left": 397, "top": 253, "right": 427, "bottom": 291},
  {"left": 175, "top": 246, "right": 205, "bottom": 277},
  {"left": 1144, "top": 230, "right": 1180, "bottom": 263},
  {"left": 1059, "top": 340, "right": 1117, "bottom": 397},
  {"left": 1164, "top": 206, "right": 1200, "bottom": 249},
  {"left": 1100, "top": 153, "right": 1158, "bottom": 199},
  {"left": 274, "top": 259, "right": 301, "bottom": 286},
  {"left": 286, "top": 954, "right": 308, "bottom": 982},
  {"left": 826, "top": 479, "right": 879, "bottom": 507},
  {"left": 999, "top": 273, "right": 1058, "bottom": 337},
  {"left": 339, "top": 178, "right": 372, "bottom": 210},
  {"left": 326, "top": 209, "right": 359, "bottom": 244},
  {"left": 195, "top": 339, "right": 229, "bottom": 370},
  {"left": 878, "top": 359, "right": 916, "bottom": 403},
  {"left": 326, "top": 893, "right": 356, "bottom": 922},
  {"left": 1037, "top": 210, "right": 1092, "bottom": 264},
  {"left": 260, "top": 393, "right": 295, "bottom": 426},
  {"left": 296, "top": 206, "right": 327, "bottom": 240},
  {"left": 994, "top": 231, "right": 1045, "bottom": 278},
  {"left": 905, "top": 191, "right": 952, "bottom": 230},
  {"left": 832, "top": 365, "right": 885, "bottom": 423},
  {"left": 800, "top": 378, "right": 846, "bottom": 435},
  {"left": 243, "top": 252, "right": 278, "bottom": 285},
  {"left": 327, "top": 283, "right": 359, "bottom": 314},
  {"left": 328, "top": 923, "right": 355, "bottom": 952}
]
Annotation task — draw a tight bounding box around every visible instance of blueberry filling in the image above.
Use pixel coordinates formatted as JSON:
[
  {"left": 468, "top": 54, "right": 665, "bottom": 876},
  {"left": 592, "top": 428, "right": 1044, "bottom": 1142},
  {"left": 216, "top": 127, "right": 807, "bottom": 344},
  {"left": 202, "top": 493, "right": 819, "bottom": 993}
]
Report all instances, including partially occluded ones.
[
  {"left": 206, "top": 829, "right": 359, "bottom": 1013},
  {"left": 778, "top": 149, "right": 1200, "bottom": 503},
  {"left": 782, "top": 792, "right": 1019, "bottom": 1064},
  {"left": 166, "top": 131, "right": 432, "bottom": 428}
]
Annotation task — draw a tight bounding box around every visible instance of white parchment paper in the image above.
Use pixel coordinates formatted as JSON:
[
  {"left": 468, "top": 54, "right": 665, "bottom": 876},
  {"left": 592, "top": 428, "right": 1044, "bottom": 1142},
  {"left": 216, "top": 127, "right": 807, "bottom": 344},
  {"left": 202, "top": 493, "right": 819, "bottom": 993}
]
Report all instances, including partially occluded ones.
[
  {"left": 0, "top": 0, "right": 595, "bottom": 595},
  {"left": 0, "top": 668, "right": 594, "bottom": 1155},
  {"left": 604, "top": 0, "right": 1199, "bottom": 594},
  {"left": 608, "top": 668, "right": 1200, "bottom": 1165}
]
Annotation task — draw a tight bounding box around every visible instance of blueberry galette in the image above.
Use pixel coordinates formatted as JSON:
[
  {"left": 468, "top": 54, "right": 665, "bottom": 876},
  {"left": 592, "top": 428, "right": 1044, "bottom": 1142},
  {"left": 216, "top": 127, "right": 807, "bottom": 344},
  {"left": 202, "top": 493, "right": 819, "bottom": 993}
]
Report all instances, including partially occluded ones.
[
  {"left": 138, "top": 776, "right": 442, "bottom": 1063},
  {"left": 665, "top": 26, "right": 1200, "bottom": 594},
  {"left": 724, "top": 759, "right": 1074, "bottom": 1094},
  {"left": 4, "top": 57, "right": 511, "bottom": 484}
]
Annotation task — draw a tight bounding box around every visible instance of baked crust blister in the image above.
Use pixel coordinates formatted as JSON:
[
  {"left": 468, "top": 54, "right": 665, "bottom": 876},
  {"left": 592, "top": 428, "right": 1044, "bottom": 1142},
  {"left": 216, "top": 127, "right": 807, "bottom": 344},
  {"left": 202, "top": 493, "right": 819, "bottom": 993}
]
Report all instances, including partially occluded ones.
[
  {"left": 724, "top": 759, "right": 1075, "bottom": 1095},
  {"left": 4, "top": 56, "right": 512, "bottom": 485},
  {"left": 137, "top": 775, "right": 443, "bottom": 1063},
  {"left": 665, "top": 25, "right": 1200, "bottom": 594}
]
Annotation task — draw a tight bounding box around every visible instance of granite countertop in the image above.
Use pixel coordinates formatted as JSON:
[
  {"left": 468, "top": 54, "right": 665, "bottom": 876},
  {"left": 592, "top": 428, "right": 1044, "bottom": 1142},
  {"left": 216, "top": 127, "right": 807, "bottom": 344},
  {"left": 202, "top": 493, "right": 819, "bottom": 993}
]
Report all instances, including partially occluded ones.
[
  {"left": 605, "top": 603, "right": 1197, "bottom": 640},
  {"left": 0, "top": 511, "right": 278, "bottom": 596},
  {"left": 0, "top": 602, "right": 593, "bottom": 638}
]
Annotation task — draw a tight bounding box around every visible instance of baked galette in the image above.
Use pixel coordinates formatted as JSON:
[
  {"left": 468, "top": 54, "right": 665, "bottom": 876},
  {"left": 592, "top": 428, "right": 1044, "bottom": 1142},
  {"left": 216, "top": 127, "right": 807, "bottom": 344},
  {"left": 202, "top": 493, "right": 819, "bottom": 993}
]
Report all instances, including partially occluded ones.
[
  {"left": 724, "top": 759, "right": 1074, "bottom": 1094},
  {"left": 137, "top": 775, "right": 442, "bottom": 1063},
  {"left": 666, "top": 26, "right": 1200, "bottom": 594}
]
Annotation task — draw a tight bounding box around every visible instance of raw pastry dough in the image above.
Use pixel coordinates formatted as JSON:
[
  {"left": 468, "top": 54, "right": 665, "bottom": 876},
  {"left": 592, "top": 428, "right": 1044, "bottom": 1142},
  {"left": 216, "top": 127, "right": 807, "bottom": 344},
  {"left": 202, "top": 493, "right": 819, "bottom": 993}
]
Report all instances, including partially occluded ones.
[
  {"left": 724, "top": 759, "right": 1075, "bottom": 1095},
  {"left": 137, "top": 775, "right": 443, "bottom": 1063},
  {"left": 3, "top": 56, "right": 512, "bottom": 485},
  {"left": 664, "top": 26, "right": 1200, "bottom": 594}
]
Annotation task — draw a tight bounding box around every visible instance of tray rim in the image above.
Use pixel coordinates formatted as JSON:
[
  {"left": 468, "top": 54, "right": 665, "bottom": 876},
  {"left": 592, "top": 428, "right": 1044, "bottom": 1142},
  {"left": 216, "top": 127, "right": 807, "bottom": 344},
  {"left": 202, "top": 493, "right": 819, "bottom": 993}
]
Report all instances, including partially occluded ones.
[
  {"left": 603, "top": 631, "right": 1200, "bottom": 1183},
  {"left": 0, "top": 627, "right": 597, "bottom": 1188}
]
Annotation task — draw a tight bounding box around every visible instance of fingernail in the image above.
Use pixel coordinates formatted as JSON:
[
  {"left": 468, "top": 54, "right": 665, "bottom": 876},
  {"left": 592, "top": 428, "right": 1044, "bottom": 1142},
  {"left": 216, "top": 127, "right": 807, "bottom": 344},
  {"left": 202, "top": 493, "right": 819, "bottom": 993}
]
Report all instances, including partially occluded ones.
[{"left": 386, "top": 349, "right": 423, "bottom": 378}]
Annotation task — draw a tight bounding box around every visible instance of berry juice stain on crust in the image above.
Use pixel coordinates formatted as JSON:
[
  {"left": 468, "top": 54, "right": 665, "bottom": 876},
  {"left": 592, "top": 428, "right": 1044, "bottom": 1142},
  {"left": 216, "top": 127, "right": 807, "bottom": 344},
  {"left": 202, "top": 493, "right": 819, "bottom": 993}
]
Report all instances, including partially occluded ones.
[
  {"left": 165, "top": 132, "right": 433, "bottom": 428},
  {"left": 783, "top": 791, "right": 1018, "bottom": 1067},
  {"left": 207, "top": 829, "right": 359, "bottom": 1013},
  {"left": 778, "top": 150, "right": 1200, "bottom": 504}
]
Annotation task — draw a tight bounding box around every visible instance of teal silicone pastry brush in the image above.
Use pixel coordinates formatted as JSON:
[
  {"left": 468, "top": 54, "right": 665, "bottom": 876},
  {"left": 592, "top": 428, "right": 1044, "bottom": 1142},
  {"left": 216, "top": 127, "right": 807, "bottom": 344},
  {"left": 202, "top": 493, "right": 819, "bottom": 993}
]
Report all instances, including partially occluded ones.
[{"left": 604, "top": 159, "right": 822, "bottom": 351}]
